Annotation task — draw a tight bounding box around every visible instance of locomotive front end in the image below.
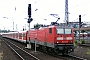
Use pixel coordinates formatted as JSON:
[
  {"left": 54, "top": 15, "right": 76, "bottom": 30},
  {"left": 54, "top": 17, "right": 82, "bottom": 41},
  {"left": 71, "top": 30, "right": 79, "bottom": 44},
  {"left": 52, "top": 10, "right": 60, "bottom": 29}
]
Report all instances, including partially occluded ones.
[{"left": 54, "top": 27, "right": 74, "bottom": 55}]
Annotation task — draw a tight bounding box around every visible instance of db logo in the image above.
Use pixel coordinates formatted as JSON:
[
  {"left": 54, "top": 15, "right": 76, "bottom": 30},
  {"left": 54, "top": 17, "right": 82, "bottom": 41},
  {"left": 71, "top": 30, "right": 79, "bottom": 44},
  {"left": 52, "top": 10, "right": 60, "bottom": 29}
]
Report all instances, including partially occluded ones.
[{"left": 62, "top": 41, "right": 68, "bottom": 43}]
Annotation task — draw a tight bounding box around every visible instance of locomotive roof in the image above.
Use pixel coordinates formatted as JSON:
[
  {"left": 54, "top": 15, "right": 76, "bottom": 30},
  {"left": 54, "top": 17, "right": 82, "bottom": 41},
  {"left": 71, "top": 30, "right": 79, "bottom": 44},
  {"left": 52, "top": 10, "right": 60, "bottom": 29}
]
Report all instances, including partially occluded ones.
[
  {"left": 1, "top": 30, "right": 28, "bottom": 34},
  {"left": 39, "top": 25, "right": 72, "bottom": 29},
  {"left": 18, "top": 30, "right": 27, "bottom": 33}
]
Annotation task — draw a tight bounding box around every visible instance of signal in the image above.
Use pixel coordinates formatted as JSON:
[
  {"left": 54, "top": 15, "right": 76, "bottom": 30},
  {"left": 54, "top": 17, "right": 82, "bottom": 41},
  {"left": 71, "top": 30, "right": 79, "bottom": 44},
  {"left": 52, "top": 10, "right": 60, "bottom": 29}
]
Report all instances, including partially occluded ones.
[
  {"left": 27, "top": 18, "right": 33, "bottom": 23},
  {"left": 79, "top": 15, "right": 81, "bottom": 24},
  {"left": 28, "top": 4, "right": 31, "bottom": 18},
  {"left": 79, "top": 15, "right": 81, "bottom": 28}
]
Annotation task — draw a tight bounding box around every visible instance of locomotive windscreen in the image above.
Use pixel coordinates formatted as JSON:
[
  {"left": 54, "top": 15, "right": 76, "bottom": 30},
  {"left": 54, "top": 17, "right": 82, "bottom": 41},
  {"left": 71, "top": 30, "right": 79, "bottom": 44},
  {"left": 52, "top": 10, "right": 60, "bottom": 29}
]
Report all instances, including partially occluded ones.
[
  {"left": 56, "top": 29, "right": 64, "bottom": 34},
  {"left": 65, "top": 29, "right": 72, "bottom": 34},
  {"left": 56, "top": 28, "right": 72, "bottom": 34}
]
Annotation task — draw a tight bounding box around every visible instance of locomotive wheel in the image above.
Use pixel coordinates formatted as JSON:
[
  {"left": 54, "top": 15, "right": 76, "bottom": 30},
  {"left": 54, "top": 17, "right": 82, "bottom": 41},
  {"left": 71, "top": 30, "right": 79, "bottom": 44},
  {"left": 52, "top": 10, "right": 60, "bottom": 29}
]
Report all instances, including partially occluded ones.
[
  {"left": 46, "top": 48, "right": 58, "bottom": 56},
  {"left": 39, "top": 45, "right": 43, "bottom": 51},
  {"left": 47, "top": 47, "right": 52, "bottom": 55},
  {"left": 42, "top": 46, "right": 47, "bottom": 53},
  {"left": 53, "top": 49, "right": 59, "bottom": 55},
  {"left": 51, "top": 49, "right": 58, "bottom": 56},
  {"left": 61, "top": 49, "right": 68, "bottom": 55}
]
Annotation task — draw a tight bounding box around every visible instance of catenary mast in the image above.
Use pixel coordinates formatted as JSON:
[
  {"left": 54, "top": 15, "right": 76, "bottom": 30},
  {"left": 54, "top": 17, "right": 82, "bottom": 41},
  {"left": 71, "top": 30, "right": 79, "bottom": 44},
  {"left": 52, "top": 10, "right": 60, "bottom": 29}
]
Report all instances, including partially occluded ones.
[{"left": 65, "top": 0, "right": 69, "bottom": 25}]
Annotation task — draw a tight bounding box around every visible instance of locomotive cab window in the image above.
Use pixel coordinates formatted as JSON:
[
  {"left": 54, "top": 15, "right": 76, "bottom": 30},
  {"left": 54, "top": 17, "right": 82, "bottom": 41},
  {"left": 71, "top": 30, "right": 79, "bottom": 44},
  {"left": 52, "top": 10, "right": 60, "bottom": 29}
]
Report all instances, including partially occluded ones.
[
  {"left": 56, "top": 28, "right": 64, "bottom": 34},
  {"left": 49, "top": 28, "right": 52, "bottom": 34},
  {"left": 56, "top": 28, "right": 72, "bottom": 34},
  {"left": 65, "top": 29, "right": 72, "bottom": 34}
]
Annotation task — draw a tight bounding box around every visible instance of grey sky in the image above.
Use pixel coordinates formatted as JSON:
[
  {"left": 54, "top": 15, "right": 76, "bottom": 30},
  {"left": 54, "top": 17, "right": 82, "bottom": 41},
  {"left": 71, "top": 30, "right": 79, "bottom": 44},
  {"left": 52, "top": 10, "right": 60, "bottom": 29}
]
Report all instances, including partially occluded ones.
[{"left": 0, "top": 0, "right": 90, "bottom": 31}]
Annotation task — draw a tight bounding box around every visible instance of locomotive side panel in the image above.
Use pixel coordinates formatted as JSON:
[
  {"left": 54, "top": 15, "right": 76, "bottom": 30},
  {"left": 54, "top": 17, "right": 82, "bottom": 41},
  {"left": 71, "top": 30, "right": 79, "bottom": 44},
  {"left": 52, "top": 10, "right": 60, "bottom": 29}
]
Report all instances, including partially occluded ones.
[
  {"left": 36, "top": 28, "right": 52, "bottom": 46},
  {"left": 36, "top": 27, "right": 56, "bottom": 47},
  {"left": 37, "top": 30, "right": 45, "bottom": 41},
  {"left": 30, "top": 30, "right": 37, "bottom": 43},
  {"left": 46, "top": 27, "right": 56, "bottom": 48},
  {"left": 47, "top": 28, "right": 54, "bottom": 43}
]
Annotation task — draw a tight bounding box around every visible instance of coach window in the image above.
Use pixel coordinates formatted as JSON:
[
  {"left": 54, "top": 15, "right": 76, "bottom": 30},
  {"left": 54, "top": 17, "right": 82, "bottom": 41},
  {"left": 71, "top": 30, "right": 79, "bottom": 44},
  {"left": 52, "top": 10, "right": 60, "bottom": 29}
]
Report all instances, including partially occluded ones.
[
  {"left": 49, "top": 28, "right": 52, "bottom": 34},
  {"left": 23, "top": 33, "right": 26, "bottom": 37},
  {"left": 19, "top": 33, "right": 22, "bottom": 37}
]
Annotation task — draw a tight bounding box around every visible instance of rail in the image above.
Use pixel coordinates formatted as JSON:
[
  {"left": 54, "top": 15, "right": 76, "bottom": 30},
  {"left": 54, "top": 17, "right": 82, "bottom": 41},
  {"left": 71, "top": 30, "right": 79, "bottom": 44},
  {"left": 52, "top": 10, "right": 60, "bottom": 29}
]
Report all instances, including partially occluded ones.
[{"left": 2, "top": 38, "right": 40, "bottom": 60}]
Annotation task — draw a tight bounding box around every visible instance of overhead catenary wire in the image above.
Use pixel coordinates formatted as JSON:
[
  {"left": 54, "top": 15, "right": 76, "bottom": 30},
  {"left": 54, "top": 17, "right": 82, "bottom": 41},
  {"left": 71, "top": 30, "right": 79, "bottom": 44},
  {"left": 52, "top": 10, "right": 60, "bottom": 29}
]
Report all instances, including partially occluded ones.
[
  {"left": 1, "top": 0, "right": 90, "bottom": 28},
  {"left": 2, "top": 0, "right": 89, "bottom": 20}
]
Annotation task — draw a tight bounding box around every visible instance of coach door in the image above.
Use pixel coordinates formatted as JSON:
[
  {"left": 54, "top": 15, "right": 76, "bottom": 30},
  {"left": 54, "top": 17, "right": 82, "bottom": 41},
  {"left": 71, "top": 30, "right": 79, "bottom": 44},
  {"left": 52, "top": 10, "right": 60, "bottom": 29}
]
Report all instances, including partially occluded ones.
[{"left": 48, "top": 28, "right": 54, "bottom": 44}]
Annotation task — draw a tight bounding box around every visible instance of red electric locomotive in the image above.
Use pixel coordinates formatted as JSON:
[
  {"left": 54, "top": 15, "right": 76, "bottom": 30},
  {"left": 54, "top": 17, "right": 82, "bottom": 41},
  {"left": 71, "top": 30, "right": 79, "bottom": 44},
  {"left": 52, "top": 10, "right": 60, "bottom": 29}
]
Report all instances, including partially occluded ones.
[{"left": 29, "top": 25, "right": 74, "bottom": 55}]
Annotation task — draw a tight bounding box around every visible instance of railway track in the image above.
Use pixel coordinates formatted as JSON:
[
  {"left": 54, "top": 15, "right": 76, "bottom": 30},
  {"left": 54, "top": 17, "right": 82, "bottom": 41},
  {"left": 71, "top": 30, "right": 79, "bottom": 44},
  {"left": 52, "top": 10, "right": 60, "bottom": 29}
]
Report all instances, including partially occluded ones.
[
  {"left": 1, "top": 37, "right": 88, "bottom": 60},
  {"left": 64, "top": 54, "right": 87, "bottom": 60},
  {"left": 79, "top": 44, "right": 90, "bottom": 47},
  {"left": 1, "top": 38, "right": 40, "bottom": 60},
  {"left": 52, "top": 53, "right": 87, "bottom": 60}
]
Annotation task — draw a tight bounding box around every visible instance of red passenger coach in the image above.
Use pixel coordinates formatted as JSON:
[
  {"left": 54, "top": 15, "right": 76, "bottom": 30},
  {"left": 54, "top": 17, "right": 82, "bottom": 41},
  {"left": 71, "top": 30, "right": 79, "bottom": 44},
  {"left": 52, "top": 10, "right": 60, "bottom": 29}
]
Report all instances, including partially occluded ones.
[
  {"left": 2, "top": 31, "right": 27, "bottom": 43},
  {"left": 30, "top": 25, "right": 74, "bottom": 55}
]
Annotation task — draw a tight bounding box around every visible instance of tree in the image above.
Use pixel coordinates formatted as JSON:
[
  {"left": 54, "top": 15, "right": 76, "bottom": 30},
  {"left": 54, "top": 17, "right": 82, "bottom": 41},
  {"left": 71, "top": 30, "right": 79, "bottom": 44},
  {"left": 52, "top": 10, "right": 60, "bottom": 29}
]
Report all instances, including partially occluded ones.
[
  {"left": 81, "top": 30, "right": 85, "bottom": 33},
  {"left": 34, "top": 23, "right": 40, "bottom": 29},
  {"left": 34, "top": 23, "right": 43, "bottom": 29}
]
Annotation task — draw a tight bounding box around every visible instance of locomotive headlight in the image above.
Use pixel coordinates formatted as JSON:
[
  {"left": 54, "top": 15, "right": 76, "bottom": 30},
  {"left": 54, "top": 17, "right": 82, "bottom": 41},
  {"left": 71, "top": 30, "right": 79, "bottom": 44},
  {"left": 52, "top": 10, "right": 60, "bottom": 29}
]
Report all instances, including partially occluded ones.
[
  {"left": 57, "top": 42, "right": 59, "bottom": 43},
  {"left": 66, "top": 37, "right": 72, "bottom": 40},
  {"left": 57, "top": 37, "right": 63, "bottom": 40}
]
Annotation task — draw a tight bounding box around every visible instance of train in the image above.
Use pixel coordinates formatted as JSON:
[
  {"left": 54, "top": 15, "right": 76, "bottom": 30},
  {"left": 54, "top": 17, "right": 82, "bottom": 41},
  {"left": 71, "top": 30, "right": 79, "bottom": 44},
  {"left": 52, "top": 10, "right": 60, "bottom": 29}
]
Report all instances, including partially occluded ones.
[
  {"left": 2, "top": 25, "right": 74, "bottom": 55},
  {"left": 74, "top": 32, "right": 90, "bottom": 38}
]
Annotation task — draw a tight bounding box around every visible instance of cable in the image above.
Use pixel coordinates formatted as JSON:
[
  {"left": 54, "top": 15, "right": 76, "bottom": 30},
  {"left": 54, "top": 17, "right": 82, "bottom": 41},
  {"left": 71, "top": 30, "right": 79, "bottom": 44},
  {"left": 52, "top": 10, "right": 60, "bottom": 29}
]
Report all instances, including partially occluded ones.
[
  {"left": 69, "top": 0, "right": 90, "bottom": 10},
  {"left": 54, "top": 0, "right": 90, "bottom": 14},
  {"left": 73, "top": 14, "right": 86, "bottom": 22},
  {"left": 2, "top": 0, "right": 16, "bottom": 7},
  {"left": 1, "top": 0, "right": 89, "bottom": 23}
]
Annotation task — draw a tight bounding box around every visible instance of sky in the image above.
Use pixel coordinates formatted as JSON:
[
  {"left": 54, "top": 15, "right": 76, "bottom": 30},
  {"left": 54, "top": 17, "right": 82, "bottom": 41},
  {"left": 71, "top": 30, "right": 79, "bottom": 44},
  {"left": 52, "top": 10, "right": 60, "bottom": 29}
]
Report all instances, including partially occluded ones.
[{"left": 0, "top": 0, "right": 90, "bottom": 31}]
